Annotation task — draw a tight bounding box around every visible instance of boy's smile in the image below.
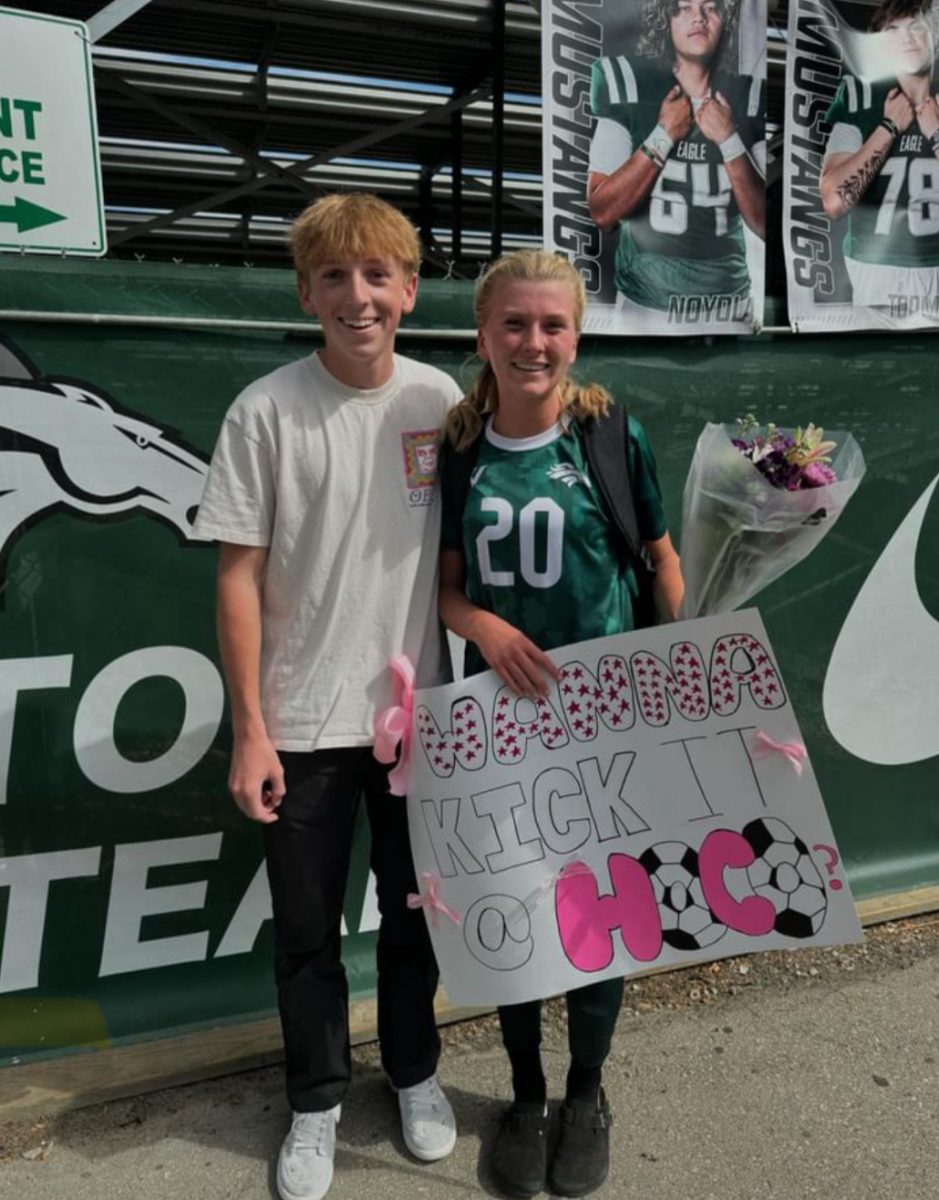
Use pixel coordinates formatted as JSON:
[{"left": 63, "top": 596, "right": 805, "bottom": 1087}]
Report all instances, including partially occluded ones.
[{"left": 298, "top": 257, "right": 418, "bottom": 389}]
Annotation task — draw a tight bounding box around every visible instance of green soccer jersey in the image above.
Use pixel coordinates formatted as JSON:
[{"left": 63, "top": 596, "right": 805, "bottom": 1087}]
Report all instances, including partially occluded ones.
[
  {"left": 589, "top": 55, "right": 765, "bottom": 310},
  {"left": 826, "top": 76, "right": 939, "bottom": 268},
  {"left": 441, "top": 415, "right": 667, "bottom": 678}
]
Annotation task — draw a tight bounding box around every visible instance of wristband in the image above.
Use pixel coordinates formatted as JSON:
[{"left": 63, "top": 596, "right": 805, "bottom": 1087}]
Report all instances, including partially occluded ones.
[
  {"left": 929, "top": 128, "right": 939, "bottom": 155},
  {"left": 640, "top": 142, "right": 665, "bottom": 169},
  {"left": 879, "top": 116, "right": 899, "bottom": 138},
  {"left": 718, "top": 131, "right": 747, "bottom": 162},
  {"left": 644, "top": 123, "right": 675, "bottom": 163}
]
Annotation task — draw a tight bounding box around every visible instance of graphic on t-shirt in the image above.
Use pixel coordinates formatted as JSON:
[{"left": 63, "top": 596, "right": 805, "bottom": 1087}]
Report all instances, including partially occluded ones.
[
  {"left": 0, "top": 335, "right": 209, "bottom": 592},
  {"left": 401, "top": 428, "right": 440, "bottom": 508}
]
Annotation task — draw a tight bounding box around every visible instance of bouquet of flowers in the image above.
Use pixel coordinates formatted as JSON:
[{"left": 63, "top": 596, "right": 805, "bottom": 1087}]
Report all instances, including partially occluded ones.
[{"left": 678, "top": 416, "right": 867, "bottom": 619}]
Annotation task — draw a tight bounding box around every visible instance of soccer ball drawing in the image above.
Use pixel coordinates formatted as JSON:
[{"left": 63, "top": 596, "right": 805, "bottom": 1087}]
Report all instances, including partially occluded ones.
[
  {"left": 639, "top": 841, "right": 728, "bottom": 952},
  {"left": 742, "top": 817, "right": 829, "bottom": 938}
]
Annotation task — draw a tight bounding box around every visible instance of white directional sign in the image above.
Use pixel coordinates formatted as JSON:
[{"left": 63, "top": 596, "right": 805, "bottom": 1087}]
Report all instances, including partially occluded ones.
[{"left": 0, "top": 6, "right": 106, "bottom": 256}]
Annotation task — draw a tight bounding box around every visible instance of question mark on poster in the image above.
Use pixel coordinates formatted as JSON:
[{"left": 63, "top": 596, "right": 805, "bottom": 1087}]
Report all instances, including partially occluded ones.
[{"left": 812, "top": 844, "right": 843, "bottom": 891}]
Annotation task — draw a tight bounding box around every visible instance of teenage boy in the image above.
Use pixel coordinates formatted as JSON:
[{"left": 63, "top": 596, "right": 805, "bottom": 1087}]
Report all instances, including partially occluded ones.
[{"left": 193, "top": 193, "right": 462, "bottom": 1200}]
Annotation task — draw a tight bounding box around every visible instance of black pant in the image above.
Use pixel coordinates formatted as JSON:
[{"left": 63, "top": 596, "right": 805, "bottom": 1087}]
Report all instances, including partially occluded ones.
[
  {"left": 264, "top": 748, "right": 441, "bottom": 1113},
  {"left": 498, "top": 977, "right": 625, "bottom": 1096}
]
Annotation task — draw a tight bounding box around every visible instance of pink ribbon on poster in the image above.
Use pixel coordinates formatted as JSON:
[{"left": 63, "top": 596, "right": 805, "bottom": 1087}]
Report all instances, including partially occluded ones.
[
  {"left": 752, "top": 728, "right": 808, "bottom": 776},
  {"left": 407, "top": 872, "right": 462, "bottom": 929},
  {"left": 373, "top": 654, "right": 415, "bottom": 796},
  {"left": 519, "top": 858, "right": 596, "bottom": 919}
]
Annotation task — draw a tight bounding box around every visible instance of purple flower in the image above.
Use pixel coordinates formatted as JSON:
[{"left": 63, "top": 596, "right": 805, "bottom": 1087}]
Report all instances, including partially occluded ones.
[
  {"left": 734, "top": 428, "right": 839, "bottom": 491},
  {"left": 801, "top": 461, "right": 838, "bottom": 488}
]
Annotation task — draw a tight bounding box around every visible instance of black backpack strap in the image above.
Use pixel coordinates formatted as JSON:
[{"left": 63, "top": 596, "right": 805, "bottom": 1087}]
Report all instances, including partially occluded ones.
[
  {"left": 438, "top": 428, "right": 484, "bottom": 530},
  {"left": 583, "top": 403, "right": 642, "bottom": 561}
]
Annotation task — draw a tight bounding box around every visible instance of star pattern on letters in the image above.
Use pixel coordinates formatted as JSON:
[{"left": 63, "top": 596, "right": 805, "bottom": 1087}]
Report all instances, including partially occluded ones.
[
  {"left": 709, "top": 634, "right": 785, "bottom": 715},
  {"left": 492, "top": 690, "right": 569, "bottom": 763},
  {"left": 558, "top": 656, "right": 635, "bottom": 738},
  {"left": 416, "top": 698, "right": 486, "bottom": 776},
  {"left": 631, "top": 642, "right": 708, "bottom": 726}
]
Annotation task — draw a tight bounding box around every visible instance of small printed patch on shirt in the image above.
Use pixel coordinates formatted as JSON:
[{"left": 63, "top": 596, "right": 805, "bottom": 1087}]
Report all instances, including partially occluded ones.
[
  {"left": 401, "top": 429, "right": 440, "bottom": 507},
  {"left": 547, "top": 463, "right": 591, "bottom": 489},
  {"left": 470, "top": 464, "right": 488, "bottom": 488}
]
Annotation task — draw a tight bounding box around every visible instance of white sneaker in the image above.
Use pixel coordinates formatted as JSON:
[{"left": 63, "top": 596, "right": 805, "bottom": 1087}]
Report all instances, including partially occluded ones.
[
  {"left": 394, "top": 1075, "right": 457, "bottom": 1162},
  {"left": 276, "top": 1105, "right": 341, "bottom": 1200}
]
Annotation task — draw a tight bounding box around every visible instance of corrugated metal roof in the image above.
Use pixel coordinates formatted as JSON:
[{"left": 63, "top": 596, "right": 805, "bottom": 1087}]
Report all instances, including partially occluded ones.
[{"left": 21, "top": 0, "right": 789, "bottom": 272}]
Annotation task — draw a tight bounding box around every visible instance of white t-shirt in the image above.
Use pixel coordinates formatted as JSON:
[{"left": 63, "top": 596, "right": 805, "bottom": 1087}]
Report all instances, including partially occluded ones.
[{"left": 193, "top": 351, "right": 462, "bottom": 750}]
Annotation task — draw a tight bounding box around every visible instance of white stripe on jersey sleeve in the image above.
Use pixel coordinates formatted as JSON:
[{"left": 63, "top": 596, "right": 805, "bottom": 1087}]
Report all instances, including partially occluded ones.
[
  {"left": 845, "top": 76, "right": 858, "bottom": 113},
  {"left": 824, "top": 122, "right": 864, "bottom": 157},
  {"left": 616, "top": 55, "right": 638, "bottom": 103},
  {"left": 589, "top": 117, "right": 633, "bottom": 174},
  {"left": 601, "top": 58, "right": 621, "bottom": 106},
  {"left": 747, "top": 74, "right": 762, "bottom": 117},
  {"left": 862, "top": 79, "right": 872, "bottom": 108},
  {"left": 751, "top": 140, "right": 767, "bottom": 176}
]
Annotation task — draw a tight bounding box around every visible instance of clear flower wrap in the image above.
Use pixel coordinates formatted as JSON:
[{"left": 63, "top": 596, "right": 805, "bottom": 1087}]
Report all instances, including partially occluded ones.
[{"left": 678, "top": 423, "right": 867, "bottom": 619}]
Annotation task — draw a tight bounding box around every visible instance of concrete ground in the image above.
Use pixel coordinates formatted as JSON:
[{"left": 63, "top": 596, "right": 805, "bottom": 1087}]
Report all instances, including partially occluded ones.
[{"left": 2, "top": 920, "right": 937, "bottom": 1200}]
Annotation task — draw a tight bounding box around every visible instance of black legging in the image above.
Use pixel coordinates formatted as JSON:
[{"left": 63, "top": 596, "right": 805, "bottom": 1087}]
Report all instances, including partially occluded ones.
[{"left": 497, "top": 976, "right": 625, "bottom": 1105}]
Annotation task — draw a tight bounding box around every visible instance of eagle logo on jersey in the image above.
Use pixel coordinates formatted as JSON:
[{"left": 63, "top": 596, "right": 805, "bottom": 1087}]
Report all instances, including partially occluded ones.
[{"left": 547, "top": 463, "right": 591, "bottom": 489}]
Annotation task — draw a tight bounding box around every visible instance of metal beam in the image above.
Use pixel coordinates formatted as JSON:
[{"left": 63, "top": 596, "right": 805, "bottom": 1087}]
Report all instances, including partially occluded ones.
[
  {"left": 491, "top": 0, "right": 506, "bottom": 259},
  {"left": 87, "top": 0, "right": 156, "bottom": 43},
  {"left": 451, "top": 110, "right": 463, "bottom": 264},
  {"left": 97, "top": 71, "right": 323, "bottom": 200},
  {"left": 462, "top": 173, "right": 541, "bottom": 220},
  {"left": 108, "top": 82, "right": 491, "bottom": 248},
  {"left": 419, "top": 165, "right": 434, "bottom": 250}
]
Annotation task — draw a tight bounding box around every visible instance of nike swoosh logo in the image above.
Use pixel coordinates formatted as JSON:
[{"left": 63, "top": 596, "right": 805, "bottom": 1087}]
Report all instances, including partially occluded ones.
[
  {"left": 470, "top": 465, "right": 487, "bottom": 487},
  {"left": 823, "top": 471, "right": 939, "bottom": 765}
]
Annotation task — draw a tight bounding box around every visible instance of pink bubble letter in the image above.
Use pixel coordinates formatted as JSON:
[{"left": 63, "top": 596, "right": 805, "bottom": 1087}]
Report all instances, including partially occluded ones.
[
  {"left": 698, "top": 829, "right": 775, "bottom": 936},
  {"left": 555, "top": 855, "right": 663, "bottom": 972}
]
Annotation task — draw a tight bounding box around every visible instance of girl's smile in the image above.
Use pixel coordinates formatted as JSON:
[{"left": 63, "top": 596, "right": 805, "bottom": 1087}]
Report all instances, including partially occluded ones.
[{"left": 477, "top": 279, "right": 579, "bottom": 434}]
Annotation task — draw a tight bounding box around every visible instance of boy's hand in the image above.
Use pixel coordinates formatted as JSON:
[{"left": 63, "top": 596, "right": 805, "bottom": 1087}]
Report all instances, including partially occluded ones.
[
  {"left": 695, "top": 92, "right": 736, "bottom": 144},
  {"left": 916, "top": 94, "right": 939, "bottom": 140},
  {"left": 658, "top": 85, "right": 692, "bottom": 142},
  {"left": 885, "top": 87, "right": 915, "bottom": 133},
  {"left": 471, "top": 611, "right": 560, "bottom": 699},
  {"left": 229, "top": 733, "right": 285, "bottom": 823}
]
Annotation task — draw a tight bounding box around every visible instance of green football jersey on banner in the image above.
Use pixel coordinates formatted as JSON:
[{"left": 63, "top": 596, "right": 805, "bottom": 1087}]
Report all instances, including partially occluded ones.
[
  {"left": 826, "top": 76, "right": 939, "bottom": 268},
  {"left": 441, "top": 417, "right": 667, "bottom": 679},
  {"left": 590, "top": 55, "right": 764, "bottom": 310}
]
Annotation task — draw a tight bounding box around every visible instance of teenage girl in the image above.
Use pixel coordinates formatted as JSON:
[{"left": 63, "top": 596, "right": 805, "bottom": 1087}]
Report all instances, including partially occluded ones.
[{"left": 438, "top": 249, "right": 683, "bottom": 1198}]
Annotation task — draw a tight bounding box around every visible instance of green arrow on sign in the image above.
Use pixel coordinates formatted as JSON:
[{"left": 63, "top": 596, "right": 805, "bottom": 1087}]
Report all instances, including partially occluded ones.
[{"left": 0, "top": 196, "right": 67, "bottom": 233}]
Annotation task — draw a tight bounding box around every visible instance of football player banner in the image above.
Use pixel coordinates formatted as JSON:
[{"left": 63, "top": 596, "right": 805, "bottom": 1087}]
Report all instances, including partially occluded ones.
[
  {"left": 785, "top": 0, "right": 939, "bottom": 331},
  {"left": 405, "top": 610, "right": 862, "bottom": 1006},
  {"left": 542, "top": 0, "right": 767, "bottom": 336}
]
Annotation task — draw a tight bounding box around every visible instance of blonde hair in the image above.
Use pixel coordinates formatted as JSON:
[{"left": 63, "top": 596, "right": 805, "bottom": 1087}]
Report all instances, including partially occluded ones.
[
  {"left": 289, "top": 193, "right": 421, "bottom": 275},
  {"left": 446, "top": 249, "right": 611, "bottom": 450}
]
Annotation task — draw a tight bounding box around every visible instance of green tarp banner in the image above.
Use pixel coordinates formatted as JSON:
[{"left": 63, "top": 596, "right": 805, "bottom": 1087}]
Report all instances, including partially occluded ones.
[{"left": 1, "top": 258, "right": 937, "bottom": 1067}]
